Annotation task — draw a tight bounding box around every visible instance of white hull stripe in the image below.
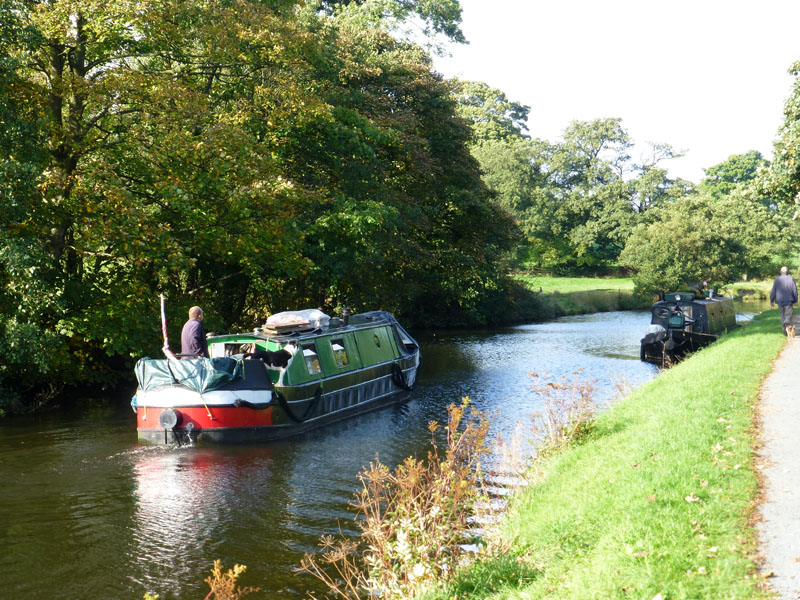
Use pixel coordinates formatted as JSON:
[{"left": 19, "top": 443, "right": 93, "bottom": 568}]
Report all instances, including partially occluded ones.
[{"left": 136, "top": 387, "right": 272, "bottom": 408}]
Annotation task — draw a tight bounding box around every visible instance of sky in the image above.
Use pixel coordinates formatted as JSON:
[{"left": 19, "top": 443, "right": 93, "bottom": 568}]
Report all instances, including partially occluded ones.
[{"left": 432, "top": 0, "right": 800, "bottom": 183}]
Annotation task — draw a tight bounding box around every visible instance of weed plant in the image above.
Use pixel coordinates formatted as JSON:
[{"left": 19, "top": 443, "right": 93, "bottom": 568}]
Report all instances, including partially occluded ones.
[
  {"left": 144, "top": 560, "right": 258, "bottom": 600},
  {"left": 528, "top": 375, "right": 596, "bottom": 456},
  {"left": 299, "top": 398, "right": 491, "bottom": 599}
]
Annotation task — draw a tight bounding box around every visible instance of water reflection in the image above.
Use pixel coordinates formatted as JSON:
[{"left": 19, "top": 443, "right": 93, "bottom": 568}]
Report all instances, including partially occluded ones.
[{"left": 130, "top": 447, "right": 276, "bottom": 595}]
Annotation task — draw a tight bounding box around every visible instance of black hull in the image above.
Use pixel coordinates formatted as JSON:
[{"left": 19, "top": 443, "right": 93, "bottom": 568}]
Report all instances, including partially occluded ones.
[{"left": 640, "top": 330, "right": 718, "bottom": 366}]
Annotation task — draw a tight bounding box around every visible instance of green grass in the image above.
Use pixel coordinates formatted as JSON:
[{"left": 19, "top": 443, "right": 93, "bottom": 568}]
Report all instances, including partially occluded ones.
[
  {"left": 423, "top": 310, "right": 785, "bottom": 600},
  {"left": 511, "top": 275, "right": 645, "bottom": 319},
  {"left": 516, "top": 275, "right": 635, "bottom": 294}
]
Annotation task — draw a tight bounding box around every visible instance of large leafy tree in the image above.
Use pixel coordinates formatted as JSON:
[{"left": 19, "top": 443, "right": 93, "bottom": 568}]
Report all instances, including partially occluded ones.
[
  {"left": 455, "top": 98, "right": 684, "bottom": 272},
  {"left": 3, "top": 0, "right": 313, "bottom": 386},
  {"left": 701, "top": 150, "right": 768, "bottom": 199},
  {"left": 285, "top": 9, "right": 518, "bottom": 324},
  {"left": 620, "top": 191, "right": 791, "bottom": 294},
  {"left": 1, "top": 0, "right": 521, "bottom": 409},
  {"left": 759, "top": 61, "right": 800, "bottom": 211}
]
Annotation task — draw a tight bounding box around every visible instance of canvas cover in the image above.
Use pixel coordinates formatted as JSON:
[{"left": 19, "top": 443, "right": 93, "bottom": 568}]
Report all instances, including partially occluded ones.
[
  {"left": 135, "top": 357, "right": 243, "bottom": 393},
  {"left": 266, "top": 309, "right": 330, "bottom": 329}
]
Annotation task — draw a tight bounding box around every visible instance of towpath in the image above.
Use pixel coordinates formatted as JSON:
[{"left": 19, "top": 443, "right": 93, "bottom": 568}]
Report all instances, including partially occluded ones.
[{"left": 758, "top": 312, "right": 800, "bottom": 599}]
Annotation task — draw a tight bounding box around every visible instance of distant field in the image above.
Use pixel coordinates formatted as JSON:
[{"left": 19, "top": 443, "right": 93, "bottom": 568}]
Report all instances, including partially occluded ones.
[{"left": 516, "top": 275, "right": 635, "bottom": 294}]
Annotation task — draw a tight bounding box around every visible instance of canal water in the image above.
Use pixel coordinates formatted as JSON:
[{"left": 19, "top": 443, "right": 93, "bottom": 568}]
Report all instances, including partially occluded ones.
[{"left": 0, "top": 305, "right": 766, "bottom": 599}]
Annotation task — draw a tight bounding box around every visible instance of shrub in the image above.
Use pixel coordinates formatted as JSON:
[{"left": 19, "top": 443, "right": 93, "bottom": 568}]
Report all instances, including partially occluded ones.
[{"left": 299, "top": 398, "right": 491, "bottom": 599}]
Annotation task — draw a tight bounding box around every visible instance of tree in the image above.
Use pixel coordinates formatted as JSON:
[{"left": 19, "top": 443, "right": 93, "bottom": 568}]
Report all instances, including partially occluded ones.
[
  {"left": 701, "top": 150, "right": 767, "bottom": 199},
  {"left": 759, "top": 61, "right": 800, "bottom": 211},
  {"left": 316, "top": 0, "right": 466, "bottom": 44},
  {"left": 1, "top": 0, "right": 523, "bottom": 411},
  {"left": 619, "top": 191, "right": 791, "bottom": 294},
  {"left": 453, "top": 80, "right": 530, "bottom": 143},
  {"left": 1, "top": 0, "right": 321, "bottom": 406},
  {"left": 284, "top": 12, "right": 518, "bottom": 324}
]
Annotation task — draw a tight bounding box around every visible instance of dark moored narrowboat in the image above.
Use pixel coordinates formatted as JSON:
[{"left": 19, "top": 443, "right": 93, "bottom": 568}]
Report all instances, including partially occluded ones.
[
  {"left": 132, "top": 310, "right": 420, "bottom": 444},
  {"left": 640, "top": 291, "right": 737, "bottom": 366}
]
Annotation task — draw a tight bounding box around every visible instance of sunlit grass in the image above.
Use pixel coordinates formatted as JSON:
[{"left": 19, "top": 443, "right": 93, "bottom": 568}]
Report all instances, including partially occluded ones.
[
  {"left": 422, "top": 310, "right": 785, "bottom": 600},
  {"left": 722, "top": 279, "right": 772, "bottom": 300},
  {"left": 516, "top": 275, "right": 635, "bottom": 294}
]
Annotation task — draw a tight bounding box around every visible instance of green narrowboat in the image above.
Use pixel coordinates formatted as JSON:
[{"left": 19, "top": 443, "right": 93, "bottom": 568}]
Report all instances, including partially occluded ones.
[{"left": 133, "top": 310, "right": 420, "bottom": 444}]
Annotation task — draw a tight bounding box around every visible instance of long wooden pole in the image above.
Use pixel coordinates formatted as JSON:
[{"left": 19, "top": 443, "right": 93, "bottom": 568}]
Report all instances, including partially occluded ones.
[{"left": 160, "top": 294, "right": 177, "bottom": 360}]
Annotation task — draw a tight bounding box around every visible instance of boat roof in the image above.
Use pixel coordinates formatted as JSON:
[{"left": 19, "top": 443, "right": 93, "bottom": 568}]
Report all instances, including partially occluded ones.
[
  {"left": 656, "top": 292, "right": 734, "bottom": 305},
  {"left": 208, "top": 310, "right": 400, "bottom": 344}
]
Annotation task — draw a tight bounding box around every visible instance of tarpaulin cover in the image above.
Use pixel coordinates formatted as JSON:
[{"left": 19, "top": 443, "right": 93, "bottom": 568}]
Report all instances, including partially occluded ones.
[{"left": 135, "top": 357, "right": 243, "bottom": 393}]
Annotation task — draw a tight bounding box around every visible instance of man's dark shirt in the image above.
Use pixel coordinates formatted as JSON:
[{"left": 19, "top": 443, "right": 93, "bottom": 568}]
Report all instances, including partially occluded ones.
[
  {"left": 181, "top": 318, "right": 209, "bottom": 358},
  {"left": 770, "top": 274, "right": 798, "bottom": 306}
]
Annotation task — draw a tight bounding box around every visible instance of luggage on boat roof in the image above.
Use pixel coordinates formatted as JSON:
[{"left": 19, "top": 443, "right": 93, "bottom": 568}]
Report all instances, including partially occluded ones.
[{"left": 264, "top": 309, "right": 330, "bottom": 332}]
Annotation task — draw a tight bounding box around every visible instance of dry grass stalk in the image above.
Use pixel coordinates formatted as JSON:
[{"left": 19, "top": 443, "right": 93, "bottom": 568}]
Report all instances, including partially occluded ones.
[
  {"left": 528, "top": 373, "right": 597, "bottom": 455},
  {"left": 299, "top": 397, "right": 491, "bottom": 599}
]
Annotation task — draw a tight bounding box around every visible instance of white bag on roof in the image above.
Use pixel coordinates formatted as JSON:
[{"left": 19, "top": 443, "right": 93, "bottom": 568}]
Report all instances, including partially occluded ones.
[{"left": 267, "top": 309, "right": 330, "bottom": 329}]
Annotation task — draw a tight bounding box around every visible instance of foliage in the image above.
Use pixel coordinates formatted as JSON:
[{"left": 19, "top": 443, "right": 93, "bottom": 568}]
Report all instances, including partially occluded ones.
[
  {"left": 700, "top": 150, "right": 768, "bottom": 199},
  {"left": 759, "top": 61, "right": 800, "bottom": 213},
  {"left": 453, "top": 80, "right": 530, "bottom": 142},
  {"left": 528, "top": 376, "right": 597, "bottom": 455},
  {"left": 453, "top": 89, "right": 689, "bottom": 273},
  {"left": 299, "top": 398, "right": 491, "bottom": 599},
  {"left": 0, "top": 0, "right": 517, "bottom": 410},
  {"left": 620, "top": 191, "right": 794, "bottom": 294},
  {"left": 316, "top": 0, "right": 466, "bottom": 45}
]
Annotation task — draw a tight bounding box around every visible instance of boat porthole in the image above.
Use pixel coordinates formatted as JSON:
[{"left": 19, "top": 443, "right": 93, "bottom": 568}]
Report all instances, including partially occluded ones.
[{"left": 374, "top": 334, "right": 381, "bottom": 348}]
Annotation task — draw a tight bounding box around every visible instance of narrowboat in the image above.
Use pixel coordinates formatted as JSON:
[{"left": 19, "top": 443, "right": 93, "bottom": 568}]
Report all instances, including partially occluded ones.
[
  {"left": 132, "top": 310, "right": 420, "bottom": 444},
  {"left": 640, "top": 291, "right": 737, "bottom": 366}
]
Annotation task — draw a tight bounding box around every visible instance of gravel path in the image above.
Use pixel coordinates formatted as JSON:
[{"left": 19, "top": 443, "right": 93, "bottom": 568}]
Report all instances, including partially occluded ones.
[{"left": 758, "top": 313, "right": 800, "bottom": 599}]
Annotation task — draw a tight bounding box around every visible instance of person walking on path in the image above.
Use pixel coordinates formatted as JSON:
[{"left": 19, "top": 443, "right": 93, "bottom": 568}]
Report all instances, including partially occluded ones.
[
  {"left": 180, "top": 306, "right": 209, "bottom": 358},
  {"left": 770, "top": 266, "right": 798, "bottom": 335}
]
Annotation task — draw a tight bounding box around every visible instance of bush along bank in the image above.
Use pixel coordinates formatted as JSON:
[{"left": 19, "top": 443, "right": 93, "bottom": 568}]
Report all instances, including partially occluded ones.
[{"left": 423, "top": 310, "right": 785, "bottom": 600}]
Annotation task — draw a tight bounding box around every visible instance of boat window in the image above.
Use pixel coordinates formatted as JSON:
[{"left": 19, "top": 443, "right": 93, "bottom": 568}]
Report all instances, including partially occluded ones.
[
  {"left": 331, "top": 339, "right": 349, "bottom": 369},
  {"left": 302, "top": 343, "right": 322, "bottom": 375},
  {"left": 373, "top": 334, "right": 381, "bottom": 348}
]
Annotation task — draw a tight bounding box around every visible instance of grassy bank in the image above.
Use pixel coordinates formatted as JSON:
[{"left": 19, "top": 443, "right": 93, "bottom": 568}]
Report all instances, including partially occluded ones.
[
  {"left": 721, "top": 279, "right": 772, "bottom": 301},
  {"left": 425, "top": 310, "right": 786, "bottom": 599},
  {"left": 516, "top": 275, "right": 635, "bottom": 294},
  {"left": 513, "top": 276, "right": 647, "bottom": 319}
]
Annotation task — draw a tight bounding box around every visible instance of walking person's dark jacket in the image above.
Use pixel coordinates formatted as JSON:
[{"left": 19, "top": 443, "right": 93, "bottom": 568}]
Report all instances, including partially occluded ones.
[{"left": 770, "top": 274, "right": 798, "bottom": 306}]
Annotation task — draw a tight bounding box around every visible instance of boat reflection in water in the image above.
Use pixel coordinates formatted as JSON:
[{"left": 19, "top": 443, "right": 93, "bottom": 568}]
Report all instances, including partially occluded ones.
[{"left": 130, "top": 447, "right": 278, "bottom": 596}]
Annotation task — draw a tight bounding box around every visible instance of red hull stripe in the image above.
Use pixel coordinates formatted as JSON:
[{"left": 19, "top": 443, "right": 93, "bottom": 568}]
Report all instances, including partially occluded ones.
[{"left": 136, "top": 406, "right": 273, "bottom": 429}]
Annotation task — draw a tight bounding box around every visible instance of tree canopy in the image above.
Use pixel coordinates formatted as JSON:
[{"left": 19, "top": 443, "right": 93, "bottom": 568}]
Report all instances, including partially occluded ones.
[{"left": 0, "top": 0, "right": 515, "bottom": 411}]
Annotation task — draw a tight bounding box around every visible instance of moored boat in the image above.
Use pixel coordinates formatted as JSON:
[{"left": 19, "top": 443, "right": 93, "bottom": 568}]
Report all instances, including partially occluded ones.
[
  {"left": 640, "top": 291, "right": 737, "bottom": 366},
  {"left": 132, "top": 309, "right": 420, "bottom": 444}
]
